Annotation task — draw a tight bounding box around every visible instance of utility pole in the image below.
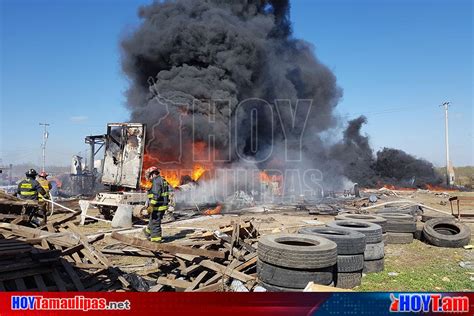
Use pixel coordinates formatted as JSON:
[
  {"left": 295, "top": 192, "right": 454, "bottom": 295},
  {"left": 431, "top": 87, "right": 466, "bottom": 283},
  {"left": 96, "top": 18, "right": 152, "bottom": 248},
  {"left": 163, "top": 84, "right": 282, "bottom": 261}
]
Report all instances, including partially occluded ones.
[
  {"left": 39, "top": 123, "right": 50, "bottom": 173},
  {"left": 440, "top": 102, "right": 451, "bottom": 186}
]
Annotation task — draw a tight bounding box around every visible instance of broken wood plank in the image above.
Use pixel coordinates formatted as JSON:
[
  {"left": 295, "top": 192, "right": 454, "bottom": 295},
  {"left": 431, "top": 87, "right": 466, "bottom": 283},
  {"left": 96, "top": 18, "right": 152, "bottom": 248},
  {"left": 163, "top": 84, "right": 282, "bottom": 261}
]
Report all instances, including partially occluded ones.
[
  {"left": 156, "top": 277, "right": 192, "bottom": 290},
  {"left": 199, "top": 260, "right": 254, "bottom": 283},
  {"left": 61, "top": 259, "right": 85, "bottom": 291},
  {"left": 111, "top": 232, "right": 225, "bottom": 259},
  {"left": 185, "top": 271, "right": 208, "bottom": 292},
  {"left": 192, "top": 282, "right": 222, "bottom": 292}
]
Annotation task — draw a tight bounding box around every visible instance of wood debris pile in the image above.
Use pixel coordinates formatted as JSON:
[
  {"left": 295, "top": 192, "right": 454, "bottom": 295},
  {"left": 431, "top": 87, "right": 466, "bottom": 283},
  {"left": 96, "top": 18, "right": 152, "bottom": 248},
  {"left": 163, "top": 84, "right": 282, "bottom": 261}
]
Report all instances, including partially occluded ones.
[{"left": 109, "top": 220, "right": 259, "bottom": 292}]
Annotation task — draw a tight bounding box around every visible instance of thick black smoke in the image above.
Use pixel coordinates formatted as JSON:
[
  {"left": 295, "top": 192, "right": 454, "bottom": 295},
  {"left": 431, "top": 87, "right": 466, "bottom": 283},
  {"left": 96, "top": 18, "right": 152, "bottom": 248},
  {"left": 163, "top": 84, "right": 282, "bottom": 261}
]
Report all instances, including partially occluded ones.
[{"left": 121, "top": 0, "right": 439, "bottom": 189}]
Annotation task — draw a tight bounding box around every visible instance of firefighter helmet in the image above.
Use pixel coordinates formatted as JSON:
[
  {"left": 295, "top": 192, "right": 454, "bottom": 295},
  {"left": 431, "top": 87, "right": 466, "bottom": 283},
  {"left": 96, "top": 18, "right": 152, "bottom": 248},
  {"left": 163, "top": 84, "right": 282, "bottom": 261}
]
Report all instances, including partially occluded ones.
[
  {"left": 39, "top": 171, "right": 48, "bottom": 178},
  {"left": 145, "top": 166, "right": 160, "bottom": 179},
  {"left": 26, "top": 169, "right": 38, "bottom": 177}
]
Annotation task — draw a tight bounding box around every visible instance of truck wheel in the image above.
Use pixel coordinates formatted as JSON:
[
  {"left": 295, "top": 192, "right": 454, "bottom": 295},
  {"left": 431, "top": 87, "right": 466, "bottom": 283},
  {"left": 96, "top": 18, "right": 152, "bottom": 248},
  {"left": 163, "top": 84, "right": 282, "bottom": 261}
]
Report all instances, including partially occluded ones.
[
  {"left": 363, "top": 242, "right": 385, "bottom": 260},
  {"left": 335, "top": 214, "right": 387, "bottom": 233},
  {"left": 327, "top": 220, "right": 383, "bottom": 244},
  {"left": 335, "top": 271, "right": 362, "bottom": 289},
  {"left": 298, "top": 227, "right": 366, "bottom": 255},
  {"left": 257, "top": 260, "right": 334, "bottom": 288},
  {"left": 337, "top": 254, "right": 364, "bottom": 272},
  {"left": 423, "top": 218, "right": 471, "bottom": 248},
  {"left": 258, "top": 234, "right": 337, "bottom": 269}
]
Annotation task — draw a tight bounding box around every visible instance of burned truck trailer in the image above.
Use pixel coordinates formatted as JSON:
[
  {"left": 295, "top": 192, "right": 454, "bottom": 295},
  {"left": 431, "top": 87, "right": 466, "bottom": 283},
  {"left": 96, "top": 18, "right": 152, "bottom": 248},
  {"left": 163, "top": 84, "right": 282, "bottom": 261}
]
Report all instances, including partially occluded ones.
[{"left": 79, "top": 123, "right": 148, "bottom": 224}]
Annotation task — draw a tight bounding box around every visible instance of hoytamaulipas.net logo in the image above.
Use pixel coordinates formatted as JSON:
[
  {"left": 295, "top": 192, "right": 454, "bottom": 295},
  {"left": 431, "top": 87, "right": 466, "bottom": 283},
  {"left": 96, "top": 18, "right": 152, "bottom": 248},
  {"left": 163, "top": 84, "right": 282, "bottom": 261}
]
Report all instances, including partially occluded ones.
[
  {"left": 11, "top": 295, "right": 131, "bottom": 311},
  {"left": 390, "top": 293, "right": 469, "bottom": 313}
]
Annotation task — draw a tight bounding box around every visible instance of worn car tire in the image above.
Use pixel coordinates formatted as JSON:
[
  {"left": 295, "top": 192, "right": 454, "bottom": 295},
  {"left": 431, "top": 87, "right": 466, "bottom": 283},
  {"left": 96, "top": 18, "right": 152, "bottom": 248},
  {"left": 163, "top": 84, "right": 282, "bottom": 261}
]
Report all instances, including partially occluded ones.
[
  {"left": 363, "top": 258, "right": 384, "bottom": 273},
  {"left": 384, "top": 220, "right": 416, "bottom": 233},
  {"left": 385, "top": 232, "right": 414, "bottom": 244},
  {"left": 258, "top": 234, "right": 337, "bottom": 269},
  {"left": 335, "top": 214, "right": 387, "bottom": 233},
  {"left": 257, "top": 260, "right": 334, "bottom": 288},
  {"left": 379, "top": 213, "right": 415, "bottom": 221},
  {"left": 423, "top": 218, "right": 471, "bottom": 248},
  {"left": 327, "top": 220, "right": 383, "bottom": 244},
  {"left": 421, "top": 214, "right": 454, "bottom": 223},
  {"left": 363, "top": 242, "right": 385, "bottom": 260},
  {"left": 298, "top": 227, "right": 366, "bottom": 255},
  {"left": 335, "top": 271, "right": 362, "bottom": 289},
  {"left": 336, "top": 254, "right": 364, "bottom": 272}
]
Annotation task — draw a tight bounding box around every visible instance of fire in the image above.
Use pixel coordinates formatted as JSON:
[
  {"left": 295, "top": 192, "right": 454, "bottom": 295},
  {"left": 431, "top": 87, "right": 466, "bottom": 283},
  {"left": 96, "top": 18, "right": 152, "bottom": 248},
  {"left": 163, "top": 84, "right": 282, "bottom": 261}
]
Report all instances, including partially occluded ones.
[
  {"left": 203, "top": 204, "right": 222, "bottom": 215},
  {"left": 425, "top": 184, "right": 458, "bottom": 192},
  {"left": 191, "top": 164, "right": 206, "bottom": 181}
]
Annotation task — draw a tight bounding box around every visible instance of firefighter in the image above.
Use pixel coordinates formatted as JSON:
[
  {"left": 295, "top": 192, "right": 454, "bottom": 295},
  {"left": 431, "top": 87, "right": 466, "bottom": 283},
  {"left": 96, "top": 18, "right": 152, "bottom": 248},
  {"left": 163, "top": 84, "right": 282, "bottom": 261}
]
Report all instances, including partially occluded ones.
[
  {"left": 143, "top": 166, "right": 170, "bottom": 242},
  {"left": 37, "top": 171, "right": 52, "bottom": 215},
  {"left": 16, "top": 169, "right": 47, "bottom": 225}
]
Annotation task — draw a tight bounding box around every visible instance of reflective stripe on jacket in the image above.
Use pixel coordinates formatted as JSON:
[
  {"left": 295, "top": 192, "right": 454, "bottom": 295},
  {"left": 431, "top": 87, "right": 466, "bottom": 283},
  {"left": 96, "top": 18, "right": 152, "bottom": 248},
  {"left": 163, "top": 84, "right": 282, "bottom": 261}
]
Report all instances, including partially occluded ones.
[
  {"left": 147, "top": 176, "right": 170, "bottom": 211},
  {"left": 17, "top": 178, "right": 46, "bottom": 201}
]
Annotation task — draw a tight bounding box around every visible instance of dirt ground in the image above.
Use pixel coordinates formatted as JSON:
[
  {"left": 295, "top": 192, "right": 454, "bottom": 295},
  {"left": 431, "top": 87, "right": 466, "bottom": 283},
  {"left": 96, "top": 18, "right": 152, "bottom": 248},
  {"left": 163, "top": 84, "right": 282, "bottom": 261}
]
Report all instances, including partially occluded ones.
[{"left": 70, "top": 189, "right": 473, "bottom": 292}]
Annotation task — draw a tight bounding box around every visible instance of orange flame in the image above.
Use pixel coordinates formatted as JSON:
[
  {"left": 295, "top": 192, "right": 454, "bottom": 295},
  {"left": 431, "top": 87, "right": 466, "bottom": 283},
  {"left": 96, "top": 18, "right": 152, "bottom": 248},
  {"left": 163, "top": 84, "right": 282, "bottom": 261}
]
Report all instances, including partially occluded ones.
[{"left": 203, "top": 204, "right": 222, "bottom": 215}]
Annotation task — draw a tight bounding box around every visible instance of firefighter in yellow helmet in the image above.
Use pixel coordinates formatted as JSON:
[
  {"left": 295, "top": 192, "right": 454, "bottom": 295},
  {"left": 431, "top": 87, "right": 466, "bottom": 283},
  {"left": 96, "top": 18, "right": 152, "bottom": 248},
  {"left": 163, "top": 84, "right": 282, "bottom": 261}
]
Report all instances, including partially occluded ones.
[
  {"left": 143, "top": 166, "right": 170, "bottom": 242},
  {"left": 37, "top": 171, "right": 52, "bottom": 215},
  {"left": 16, "top": 169, "right": 47, "bottom": 225}
]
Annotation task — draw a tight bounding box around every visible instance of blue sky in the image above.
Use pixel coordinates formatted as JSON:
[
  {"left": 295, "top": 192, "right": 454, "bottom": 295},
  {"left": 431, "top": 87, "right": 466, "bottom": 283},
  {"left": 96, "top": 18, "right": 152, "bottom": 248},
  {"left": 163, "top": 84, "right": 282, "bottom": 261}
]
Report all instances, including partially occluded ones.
[{"left": 1, "top": 0, "right": 472, "bottom": 167}]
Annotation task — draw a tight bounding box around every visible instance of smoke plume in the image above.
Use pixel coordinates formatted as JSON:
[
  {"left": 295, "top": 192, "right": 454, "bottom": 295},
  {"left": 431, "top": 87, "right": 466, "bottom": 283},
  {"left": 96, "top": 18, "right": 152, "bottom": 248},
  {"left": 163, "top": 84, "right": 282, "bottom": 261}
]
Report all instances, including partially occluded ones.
[{"left": 121, "top": 0, "right": 440, "bottom": 193}]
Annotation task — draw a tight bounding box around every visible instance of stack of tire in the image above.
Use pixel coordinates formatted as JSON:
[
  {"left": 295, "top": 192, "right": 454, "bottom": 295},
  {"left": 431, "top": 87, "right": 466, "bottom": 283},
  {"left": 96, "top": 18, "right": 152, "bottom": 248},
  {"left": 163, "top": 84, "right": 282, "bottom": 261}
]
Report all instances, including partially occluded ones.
[
  {"left": 257, "top": 233, "right": 337, "bottom": 291},
  {"left": 298, "top": 227, "right": 366, "bottom": 289},
  {"left": 378, "top": 213, "right": 416, "bottom": 244},
  {"left": 327, "top": 220, "right": 384, "bottom": 273}
]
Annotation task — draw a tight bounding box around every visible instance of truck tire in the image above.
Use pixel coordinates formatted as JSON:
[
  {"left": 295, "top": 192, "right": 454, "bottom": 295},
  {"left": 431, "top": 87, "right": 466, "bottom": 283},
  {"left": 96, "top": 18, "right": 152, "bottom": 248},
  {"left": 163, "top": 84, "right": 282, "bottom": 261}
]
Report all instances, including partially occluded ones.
[
  {"left": 363, "top": 242, "right": 384, "bottom": 260},
  {"left": 327, "top": 220, "right": 382, "bottom": 244},
  {"left": 298, "top": 227, "right": 366, "bottom": 255},
  {"left": 421, "top": 214, "right": 454, "bottom": 223},
  {"left": 258, "top": 234, "right": 337, "bottom": 269},
  {"left": 423, "top": 218, "right": 471, "bottom": 248},
  {"left": 363, "top": 258, "right": 384, "bottom": 273},
  {"left": 335, "top": 214, "right": 387, "bottom": 233},
  {"left": 384, "top": 221, "right": 416, "bottom": 233},
  {"left": 386, "top": 232, "right": 414, "bottom": 244},
  {"left": 337, "top": 254, "right": 364, "bottom": 272},
  {"left": 257, "top": 260, "right": 334, "bottom": 288},
  {"left": 335, "top": 272, "right": 362, "bottom": 289}
]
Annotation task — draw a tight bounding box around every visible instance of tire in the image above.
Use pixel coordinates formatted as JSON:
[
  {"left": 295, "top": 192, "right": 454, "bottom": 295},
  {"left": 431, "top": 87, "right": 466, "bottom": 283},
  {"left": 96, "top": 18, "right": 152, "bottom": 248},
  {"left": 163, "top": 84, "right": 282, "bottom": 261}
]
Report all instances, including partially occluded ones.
[
  {"left": 257, "top": 234, "right": 337, "bottom": 269},
  {"left": 379, "top": 213, "right": 415, "bottom": 221},
  {"left": 421, "top": 214, "right": 454, "bottom": 223},
  {"left": 337, "top": 254, "right": 364, "bottom": 272},
  {"left": 423, "top": 218, "right": 471, "bottom": 248},
  {"left": 382, "top": 233, "right": 387, "bottom": 243},
  {"left": 298, "top": 227, "right": 366, "bottom": 255},
  {"left": 335, "top": 272, "right": 362, "bottom": 289},
  {"left": 257, "top": 260, "right": 334, "bottom": 288},
  {"left": 335, "top": 214, "right": 387, "bottom": 233},
  {"left": 363, "top": 258, "right": 384, "bottom": 273},
  {"left": 259, "top": 280, "right": 303, "bottom": 292},
  {"left": 364, "top": 242, "right": 384, "bottom": 260},
  {"left": 327, "top": 220, "right": 383, "bottom": 244},
  {"left": 385, "top": 232, "right": 414, "bottom": 244},
  {"left": 384, "top": 220, "right": 416, "bottom": 233}
]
